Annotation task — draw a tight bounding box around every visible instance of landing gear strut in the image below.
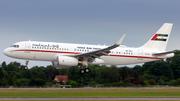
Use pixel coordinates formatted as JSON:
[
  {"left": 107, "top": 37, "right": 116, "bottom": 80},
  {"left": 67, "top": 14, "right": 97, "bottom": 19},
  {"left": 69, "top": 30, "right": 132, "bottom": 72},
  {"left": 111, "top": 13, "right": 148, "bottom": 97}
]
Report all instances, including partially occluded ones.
[{"left": 25, "top": 60, "right": 29, "bottom": 70}]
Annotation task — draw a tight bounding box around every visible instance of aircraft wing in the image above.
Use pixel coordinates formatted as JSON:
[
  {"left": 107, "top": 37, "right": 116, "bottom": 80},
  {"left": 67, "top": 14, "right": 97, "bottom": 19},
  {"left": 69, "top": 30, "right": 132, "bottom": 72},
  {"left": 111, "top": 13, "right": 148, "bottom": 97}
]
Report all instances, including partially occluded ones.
[
  {"left": 152, "top": 51, "right": 175, "bottom": 56},
  {"left": 71, "top": 34, "right": 125, "bottom": 61}
]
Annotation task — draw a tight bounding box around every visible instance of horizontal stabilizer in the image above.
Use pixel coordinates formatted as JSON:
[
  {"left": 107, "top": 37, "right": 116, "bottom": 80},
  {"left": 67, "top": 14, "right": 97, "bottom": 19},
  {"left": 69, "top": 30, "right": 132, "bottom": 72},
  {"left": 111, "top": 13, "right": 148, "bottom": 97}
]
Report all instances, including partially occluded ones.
[{"left": 152, "top": 51, "right": 175, "bottom": 56}]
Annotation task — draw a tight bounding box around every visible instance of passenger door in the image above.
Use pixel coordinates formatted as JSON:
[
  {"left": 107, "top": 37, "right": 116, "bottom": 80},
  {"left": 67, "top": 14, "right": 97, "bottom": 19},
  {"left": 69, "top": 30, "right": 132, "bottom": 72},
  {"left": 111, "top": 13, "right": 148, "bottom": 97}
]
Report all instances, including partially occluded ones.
[
  {"left": 25, "top": 42, "right": 31, "bottom": 53},
  {"left": 138, "top": 49, "right": 143, "bottom": 60}
]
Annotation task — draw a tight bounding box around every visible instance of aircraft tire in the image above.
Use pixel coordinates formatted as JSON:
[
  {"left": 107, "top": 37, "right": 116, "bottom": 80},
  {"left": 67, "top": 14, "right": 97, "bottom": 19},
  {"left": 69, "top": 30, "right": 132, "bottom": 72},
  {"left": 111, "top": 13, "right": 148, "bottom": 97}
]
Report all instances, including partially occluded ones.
[
  {"left": 80, "top": 69, "right": 85, "bottom": 74},
  {"left": 85, "top": 68, "right": 90, "bottom": 73},
  {"left": 25, "top": 66, "right": 28, "bottom": 70}
]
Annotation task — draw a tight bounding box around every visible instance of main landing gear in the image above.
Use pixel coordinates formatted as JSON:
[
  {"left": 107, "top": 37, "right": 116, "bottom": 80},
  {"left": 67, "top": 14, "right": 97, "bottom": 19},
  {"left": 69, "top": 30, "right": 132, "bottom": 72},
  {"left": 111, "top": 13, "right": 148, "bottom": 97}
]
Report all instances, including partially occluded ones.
[
  {"left": 80, "top": 64, "right": 90, "bottom": 74},
  {"left": 24, "top": 60, "right": 29, "bottom": 70}
]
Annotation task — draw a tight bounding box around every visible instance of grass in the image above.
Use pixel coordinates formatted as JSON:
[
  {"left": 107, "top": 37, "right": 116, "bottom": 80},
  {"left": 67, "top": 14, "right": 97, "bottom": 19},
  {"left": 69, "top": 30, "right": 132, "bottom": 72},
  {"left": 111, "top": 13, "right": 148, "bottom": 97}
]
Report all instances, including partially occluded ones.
[{"left": 0, "top": 87, "right": 180, "bottom": 98}]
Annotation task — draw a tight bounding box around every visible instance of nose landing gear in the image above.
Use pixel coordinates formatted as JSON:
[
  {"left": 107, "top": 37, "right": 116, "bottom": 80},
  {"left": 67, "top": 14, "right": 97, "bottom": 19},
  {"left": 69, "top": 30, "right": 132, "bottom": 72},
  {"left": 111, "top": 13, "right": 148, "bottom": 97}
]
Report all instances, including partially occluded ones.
[{"left": 24, "top": 60, "right": 29, "bottom": 70}]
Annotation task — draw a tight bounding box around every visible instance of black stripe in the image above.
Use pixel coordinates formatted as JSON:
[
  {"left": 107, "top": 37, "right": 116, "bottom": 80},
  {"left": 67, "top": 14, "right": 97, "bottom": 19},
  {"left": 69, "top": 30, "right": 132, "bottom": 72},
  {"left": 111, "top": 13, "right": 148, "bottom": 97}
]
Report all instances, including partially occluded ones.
[{"left": 155, "top": 38, "right": 167, "bottom": 41}]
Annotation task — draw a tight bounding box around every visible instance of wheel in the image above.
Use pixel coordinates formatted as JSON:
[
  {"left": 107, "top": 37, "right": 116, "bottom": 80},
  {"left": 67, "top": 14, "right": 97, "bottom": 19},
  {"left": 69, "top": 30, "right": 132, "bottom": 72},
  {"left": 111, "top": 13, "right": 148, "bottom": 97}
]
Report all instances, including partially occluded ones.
[
  {"left": 25, "top": 66, "right": 28, "bottom": 70},
  {"left": 85, "top": 68, "right": 90, "bottom": 73},
  {"left": 80, "top": 69, "right": 85, "bottom": 74}
]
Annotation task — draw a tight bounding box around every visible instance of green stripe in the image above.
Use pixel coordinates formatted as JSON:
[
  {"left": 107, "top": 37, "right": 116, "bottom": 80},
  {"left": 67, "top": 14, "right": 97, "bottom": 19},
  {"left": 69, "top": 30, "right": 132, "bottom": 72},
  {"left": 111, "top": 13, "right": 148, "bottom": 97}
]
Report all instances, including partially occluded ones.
[{"left": 158, "top": 34, "right": 168, "bottom": 37}]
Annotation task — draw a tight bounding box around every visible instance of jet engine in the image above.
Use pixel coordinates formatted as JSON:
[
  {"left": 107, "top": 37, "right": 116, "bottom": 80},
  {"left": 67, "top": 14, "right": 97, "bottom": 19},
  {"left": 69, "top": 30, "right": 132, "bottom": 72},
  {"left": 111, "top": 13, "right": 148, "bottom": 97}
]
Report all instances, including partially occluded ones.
[{"left": 55, "top": 56, "right": 78, "bottom": 66}]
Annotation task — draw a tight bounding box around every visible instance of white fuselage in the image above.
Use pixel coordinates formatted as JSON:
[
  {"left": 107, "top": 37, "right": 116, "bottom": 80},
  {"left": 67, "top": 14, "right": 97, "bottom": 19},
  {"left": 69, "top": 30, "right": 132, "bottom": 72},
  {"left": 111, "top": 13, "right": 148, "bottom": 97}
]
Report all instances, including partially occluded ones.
[{"left": 3, "top": 41, "right": 174, "bottom": 66}]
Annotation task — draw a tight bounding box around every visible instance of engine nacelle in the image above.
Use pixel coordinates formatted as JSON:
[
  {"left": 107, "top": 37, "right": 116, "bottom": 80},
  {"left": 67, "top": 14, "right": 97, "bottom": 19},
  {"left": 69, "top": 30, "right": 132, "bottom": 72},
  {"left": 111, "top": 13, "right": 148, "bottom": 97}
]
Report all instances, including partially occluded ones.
[{"left": 58, "top": 56, "right": 78, "bottom": 66}]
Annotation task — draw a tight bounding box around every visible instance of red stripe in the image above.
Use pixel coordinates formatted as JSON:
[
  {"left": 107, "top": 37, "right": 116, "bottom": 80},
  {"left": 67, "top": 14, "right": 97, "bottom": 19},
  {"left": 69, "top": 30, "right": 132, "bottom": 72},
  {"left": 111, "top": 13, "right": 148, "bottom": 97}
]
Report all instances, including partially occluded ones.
[
  {"left": 12, "top": 49, "right": 163, "bottom": 60},
  {"left": 151, "top": 34, "right": 159, "bottom": 40},
  {"left": 12, "top": 49, "right": 81, "bottom": 54}
]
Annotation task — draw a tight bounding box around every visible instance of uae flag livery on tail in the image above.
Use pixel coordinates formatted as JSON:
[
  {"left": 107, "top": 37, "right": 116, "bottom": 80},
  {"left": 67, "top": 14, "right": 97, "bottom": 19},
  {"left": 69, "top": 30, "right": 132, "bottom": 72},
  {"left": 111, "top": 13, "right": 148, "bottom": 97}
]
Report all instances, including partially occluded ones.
[{"left": 151, "top": 34, "right": 168, "bottom": 41}]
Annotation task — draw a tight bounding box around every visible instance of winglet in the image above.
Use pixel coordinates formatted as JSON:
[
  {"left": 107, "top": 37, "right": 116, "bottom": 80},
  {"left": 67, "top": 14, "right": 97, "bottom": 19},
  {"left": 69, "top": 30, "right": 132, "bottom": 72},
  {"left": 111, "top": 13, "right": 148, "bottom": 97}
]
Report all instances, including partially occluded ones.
[{"left": 116, "top": 34, "right": 125, "bottom": 45}]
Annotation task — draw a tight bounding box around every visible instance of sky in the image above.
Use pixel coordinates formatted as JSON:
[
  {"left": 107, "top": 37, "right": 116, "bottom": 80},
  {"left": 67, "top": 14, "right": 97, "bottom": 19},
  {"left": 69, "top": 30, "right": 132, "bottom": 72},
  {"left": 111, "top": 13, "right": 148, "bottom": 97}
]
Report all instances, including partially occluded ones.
[{"left": 0, "top": 0, "right": 180, "bottom": 68}]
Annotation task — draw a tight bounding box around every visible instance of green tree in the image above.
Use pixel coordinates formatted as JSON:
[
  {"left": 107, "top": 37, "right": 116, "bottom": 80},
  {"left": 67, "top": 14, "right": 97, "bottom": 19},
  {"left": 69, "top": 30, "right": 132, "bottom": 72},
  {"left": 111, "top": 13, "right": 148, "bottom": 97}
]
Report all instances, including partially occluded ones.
[
  {"left": 166, "top": 50, "right": 180, "bottom": 79},
  {"left": 69, "top": 81, "right": 78, "bottom": 87},
  {"left": 46, "top": 66, "right": 54, "bottom": 82},
  {"left": 108, "top": 66, "right": 120, "bottom": 83},
  {"left": 22, "top": 70, "right": 32, "bottom": 79},
  {"left": 1, "top": 61, "right": 6, "bottom": 67},
  {"left": 18, "top": 78, "right": 30, "bottom": 87},
  {"left": 177, "top": 78, "right": 180, "bottom": 85},
  {"left": 67, "top": 66, "right": 82, "bottom": 84},
  {"left": 168, "top": 80, "right": 177, "bottom": 86},
  {"left": 0, "top": 67, "right": 6, "bottom": 85},
  {"left": 30, "top": 78, "right": 45, "bottom": 87},
  {"left": 99, "top": 66, "right": 110, "bottom": 83},
  {"left": 7, "top": 72, "right": 18, "bottom": 86},
  {"left": 4, "top": 64, "right": 17, "bottom": 73},
  {"left": 31, "top": 66, "right": 46, "bottom": 81},
  {"left": 89, "top": 81, "right": 97, "bottom": 87},
  {"left": 60, "top": 68, "right": 67, "bottom": 75},
  {"left": 121, "top": 66, "right": 129, "bottom": 81},
  {"left": 143, "top": 73, "right": 149, "bottom": 80}
]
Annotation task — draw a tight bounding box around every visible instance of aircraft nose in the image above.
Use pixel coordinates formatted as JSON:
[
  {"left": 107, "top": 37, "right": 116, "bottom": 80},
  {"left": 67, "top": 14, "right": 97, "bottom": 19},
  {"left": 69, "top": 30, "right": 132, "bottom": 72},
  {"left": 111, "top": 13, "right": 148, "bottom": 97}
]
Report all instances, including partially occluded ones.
[{"left": 3, "top": 48, "right": 9, "bottom": 56}]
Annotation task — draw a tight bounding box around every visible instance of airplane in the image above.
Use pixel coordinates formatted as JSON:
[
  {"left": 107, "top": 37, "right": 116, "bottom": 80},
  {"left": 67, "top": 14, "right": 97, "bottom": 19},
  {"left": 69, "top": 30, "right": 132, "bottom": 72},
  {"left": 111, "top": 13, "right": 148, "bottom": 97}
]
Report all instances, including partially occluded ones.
[{"left": 3, "top": 23, "right": 175, "bottom": 74}]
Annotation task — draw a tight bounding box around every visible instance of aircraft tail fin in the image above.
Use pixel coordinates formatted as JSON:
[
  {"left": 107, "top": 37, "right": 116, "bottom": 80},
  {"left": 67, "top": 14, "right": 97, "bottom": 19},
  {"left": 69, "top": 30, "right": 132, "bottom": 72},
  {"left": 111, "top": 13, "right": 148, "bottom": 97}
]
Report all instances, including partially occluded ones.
[{"left": 141, "top": 23, "right": 173, "bottom": 51}]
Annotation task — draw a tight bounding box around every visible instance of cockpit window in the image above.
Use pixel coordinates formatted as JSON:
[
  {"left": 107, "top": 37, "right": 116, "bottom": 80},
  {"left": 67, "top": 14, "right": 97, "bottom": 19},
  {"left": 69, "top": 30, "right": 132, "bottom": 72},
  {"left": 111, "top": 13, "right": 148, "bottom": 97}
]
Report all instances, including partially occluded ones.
[{"left": 10, "top": 45, "right": 19, "bottom": 48}]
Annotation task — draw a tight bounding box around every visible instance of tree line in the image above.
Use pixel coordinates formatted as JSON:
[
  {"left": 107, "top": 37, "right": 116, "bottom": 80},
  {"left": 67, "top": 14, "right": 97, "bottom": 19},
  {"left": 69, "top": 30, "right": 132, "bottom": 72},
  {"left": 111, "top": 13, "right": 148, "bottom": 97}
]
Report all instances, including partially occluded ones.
[{"left": 1, "top": 50, "right": 180, "bottom": 87}]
